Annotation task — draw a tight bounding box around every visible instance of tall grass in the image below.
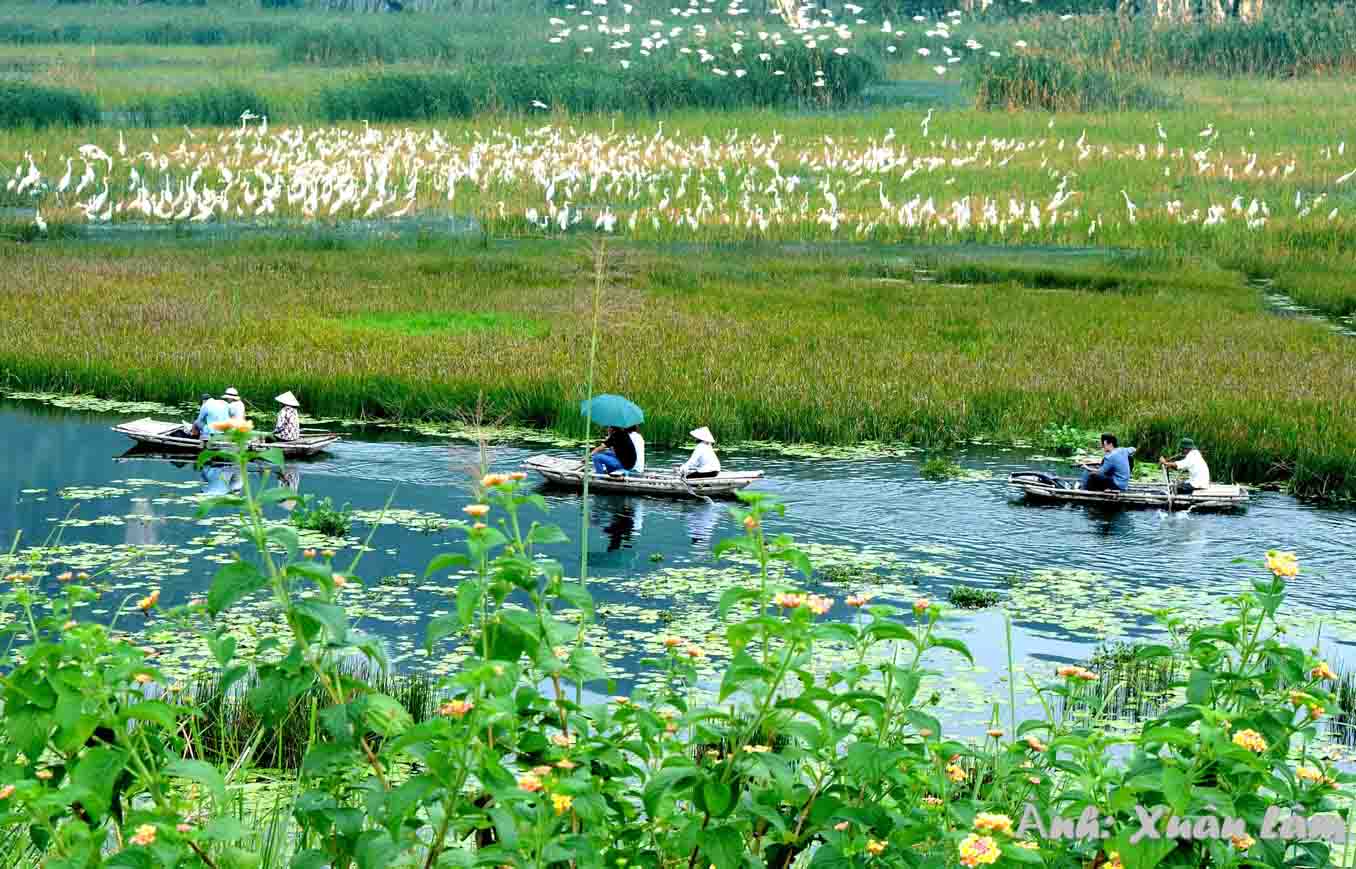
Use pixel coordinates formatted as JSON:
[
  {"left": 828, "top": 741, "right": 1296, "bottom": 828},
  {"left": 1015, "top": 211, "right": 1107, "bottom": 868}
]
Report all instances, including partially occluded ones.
[
  {"left": 0, "top": 81, "right": 98, "bottom": 128},
  {"left": 1, "top": 239, "right": 1353, "bottom": 499},
  {"left": 125, "top": 85, "right": 272, "bottom": 127},
  {"left": 971, "top": 53, "right": 1172, "bottom": 112}
]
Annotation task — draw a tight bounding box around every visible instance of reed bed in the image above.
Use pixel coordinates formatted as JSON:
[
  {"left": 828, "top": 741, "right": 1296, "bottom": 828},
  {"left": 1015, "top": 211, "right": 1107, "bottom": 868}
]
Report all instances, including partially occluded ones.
[{"left": 1, "top": 238, "right": 1353, "bottom": 499}]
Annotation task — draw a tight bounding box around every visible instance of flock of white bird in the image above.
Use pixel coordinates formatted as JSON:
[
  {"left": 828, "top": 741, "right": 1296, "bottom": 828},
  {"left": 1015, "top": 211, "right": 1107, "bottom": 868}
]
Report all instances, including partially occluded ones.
[
  {"left": 545, "top": 0, "right": 1026, "bottom": 82},
  {"left": 8, "top": 112, "right": 1353, "bottom": 239}
]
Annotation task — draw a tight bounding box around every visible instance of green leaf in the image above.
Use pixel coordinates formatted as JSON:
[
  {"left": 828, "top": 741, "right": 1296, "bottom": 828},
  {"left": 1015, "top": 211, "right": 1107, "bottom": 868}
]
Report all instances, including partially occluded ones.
[
  {"left": 265, "top": 524, "right": 301, "bottom": 560},
  {"left": 643, "top": 765, "right": 698, "bottom": 816},
  {"left": 424, "top": 553, "right": 470, "bottom": 578},
  {"left": 256, "top": 447, "right": 285, "bottom": 468},
  {"left": 864, "top": 621, "right": 917, "bottom": 644},
  {"left": 362, "top": 694, "right": 414, "bottom": 739},
  {"left": 293, "top": 599, "right": 350, "bottom": 645},
  {"left": 425, "top": 614, "right": 461, "bottom": 653},
  {"left": 208, "top": 561, "right": 268, "bottom": 616},
  {"left": 927, "top": 636, "right": 974, "bottom": 665},
  {"left": 166, "top": 759, "right": 228, "bottom": 810},
  {"left": 527, "top": 523, "right": 569, "bottom": 545},
  {"left": 1186, "top": 668, "right": 1213, "bottom": 704},
  {"left": 70, "top": 747, "right": 127, "bottom": 821},
  {"left": 1161, "top": 765, "right": 1188, "bottom": 814},
  {"left": 456, "top": 579, "right": 482, "bottom": 628},
  {"left": 556, "top": 583, "right": 594, "bottom": 620},
  {"left": 698, "top": 776, "right": 738, "bottom": 819},
  {"left": 698, "top": 825, "right": 743, "bottom": 869},
  {"left": 119, "top": 701, "right": 178, "bottom": 731},
  {"left": 718, "top": 587, "right": 762, "bottom": 620},
  {"left": 772, "top": 547, "right": 813, "bottom": 578}
]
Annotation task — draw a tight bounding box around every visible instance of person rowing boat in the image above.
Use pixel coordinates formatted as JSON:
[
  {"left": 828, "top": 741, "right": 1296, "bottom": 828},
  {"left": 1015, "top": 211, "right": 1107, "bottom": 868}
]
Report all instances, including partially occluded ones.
[
  {"left": 1160, "top": 437, "right": 1211, "bottom": 494},
  {"left": 677, "top": 426, "right": 721, "bottom": 479}
]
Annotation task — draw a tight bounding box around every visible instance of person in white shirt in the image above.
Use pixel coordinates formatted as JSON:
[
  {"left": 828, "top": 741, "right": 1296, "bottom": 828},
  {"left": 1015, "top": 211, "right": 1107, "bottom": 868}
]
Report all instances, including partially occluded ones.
[
  {"left": 223, "top": 387, "right": 246, "bottom": 421},
  {"left": 627, "top": 426, "right": 646, "bottom": 474},
  {"left": 1161, "top": 437, "right": 1211, "bottom": 494},
  {"left": 678, "top": 426, "right": 721, "bottom": 478}
]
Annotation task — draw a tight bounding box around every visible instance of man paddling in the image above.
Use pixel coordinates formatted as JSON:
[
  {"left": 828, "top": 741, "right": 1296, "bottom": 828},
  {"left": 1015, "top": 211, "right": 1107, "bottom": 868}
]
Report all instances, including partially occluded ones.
[
  {"left": 1079, "top": 433, "right": 1136, "bottom": 492},
  {"left": 1161, "top": 437, "right": 1211, "bottom": 494}
]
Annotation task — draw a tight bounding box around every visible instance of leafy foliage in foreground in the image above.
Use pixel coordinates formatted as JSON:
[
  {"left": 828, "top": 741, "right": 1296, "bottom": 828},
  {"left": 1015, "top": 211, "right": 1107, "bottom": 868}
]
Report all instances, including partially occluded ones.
[{"left": 0, "top": 431, "right": 1349, "bottom": 867}]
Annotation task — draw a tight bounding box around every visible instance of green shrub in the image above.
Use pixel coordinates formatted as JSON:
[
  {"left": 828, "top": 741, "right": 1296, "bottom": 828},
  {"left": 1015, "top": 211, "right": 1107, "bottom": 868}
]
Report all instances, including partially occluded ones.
[
  {"left": 126, "top": 85, "right": 270, "bottom": 127},
  {"left": 947, "top": 584, "right": 1002, "bottom": 609},
  {"left": 289, "top": 495, "right": 353, "bottom": 537},
  {"left": 971, "top": 52, "right": 1172, "bottom": 113},
  {"left": 0, "top": 82, "right": 99, "bottom": 129},
  {"left": 919, "top": 455, "right": 963, "bottom": 480}
]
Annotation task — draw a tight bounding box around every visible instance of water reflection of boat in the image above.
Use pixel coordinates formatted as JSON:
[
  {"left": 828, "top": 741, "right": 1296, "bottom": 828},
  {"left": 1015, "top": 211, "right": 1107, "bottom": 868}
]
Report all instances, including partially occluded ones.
[
  {"left": 112, "top": 418, "right": 340, "bottom": 458},
  {"left": 523, "top": 454, "right": 762, "bottom": 498},
  {"left": 1008, "top": 472, "right": 1248, "bottom": 512},
  {"left": 201, "top": 463, "right": 243, "bottom": 496}
]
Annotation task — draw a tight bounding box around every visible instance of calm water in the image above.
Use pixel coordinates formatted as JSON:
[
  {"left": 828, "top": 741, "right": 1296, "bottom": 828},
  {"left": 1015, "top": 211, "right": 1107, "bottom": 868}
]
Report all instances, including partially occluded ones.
[{"left": 3, "top": 397, "right": 1355, "bottom": 731}]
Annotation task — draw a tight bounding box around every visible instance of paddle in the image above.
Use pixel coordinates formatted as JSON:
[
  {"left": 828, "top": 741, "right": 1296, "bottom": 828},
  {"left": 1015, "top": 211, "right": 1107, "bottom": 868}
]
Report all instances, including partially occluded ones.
[{"left": 1164, "top": 463, "right": 1174, "bottom": 513}]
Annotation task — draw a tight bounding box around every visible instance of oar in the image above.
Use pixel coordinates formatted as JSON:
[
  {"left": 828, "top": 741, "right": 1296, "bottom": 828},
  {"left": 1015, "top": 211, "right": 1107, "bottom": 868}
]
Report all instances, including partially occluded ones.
[{"left": 1164, "top": 464, "right": 1174, "bottom": 513}]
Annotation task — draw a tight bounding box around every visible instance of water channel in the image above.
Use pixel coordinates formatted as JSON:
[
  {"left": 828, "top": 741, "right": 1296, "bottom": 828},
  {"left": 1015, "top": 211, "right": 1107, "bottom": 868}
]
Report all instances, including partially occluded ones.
[{"left": 3, "top": 395, "right": 1355, "bottom": 735}]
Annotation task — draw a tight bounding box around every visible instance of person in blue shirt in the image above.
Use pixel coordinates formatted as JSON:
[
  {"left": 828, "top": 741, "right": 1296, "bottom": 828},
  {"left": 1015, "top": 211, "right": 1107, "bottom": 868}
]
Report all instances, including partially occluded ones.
[
  {"left": 1079, "top": 433, "right": 1136, "bottom": 492},
  {"left": 187, "top": 392, "right": 230, "bottom": 440}
]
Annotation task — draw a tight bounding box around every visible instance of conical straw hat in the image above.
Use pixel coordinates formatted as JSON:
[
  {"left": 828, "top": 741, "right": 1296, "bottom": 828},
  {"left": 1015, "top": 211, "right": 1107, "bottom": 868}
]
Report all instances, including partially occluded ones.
[
  {"left": 274, "top": 391, "right": 300, "bottom": 407},
  {"left": 690, "top": 426, "right": 715, "bottom": 443}
]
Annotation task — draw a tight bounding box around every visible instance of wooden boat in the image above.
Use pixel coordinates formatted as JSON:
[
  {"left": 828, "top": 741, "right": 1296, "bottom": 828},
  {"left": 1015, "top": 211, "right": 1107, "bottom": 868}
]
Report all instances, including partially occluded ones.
[
  {"left": 523, "top": 454, "right": 762, "bottom": 498},
  {"left": 112, "top": 418, "right": 340, "bottom": 458},
  {"left": 1007, "top": 471, "right": 1248, "bottom": 512}
]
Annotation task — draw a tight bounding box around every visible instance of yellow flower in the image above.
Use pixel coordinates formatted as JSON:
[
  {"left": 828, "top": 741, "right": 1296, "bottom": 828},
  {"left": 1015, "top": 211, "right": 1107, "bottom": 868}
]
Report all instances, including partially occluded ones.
[
  {"left": 518, "top": 773, "right": 544, "bottom": 792},
  {"left": 552, "top": 793, "right": 574, "bottom": 815},
  {"left": 845, "top": 593, "right": 872, "bottom": 608},
  {"left": 1028, "top": 775, "right": 1042, "bottom": 785},
  {"left": 556, "top": 759, "right": 576, "bottom": 770},
  {"left": 662, "top": 636, "right": 683, "bottom": 649},
  {"left": 136, "top": 589, "right": 160, "bottom": 612},
  {"left": 1013, "top": 840, "right": 1039, "bottom": 851},
  {"left": 176, "top": 823, "right": 193, "bottom": 833},
  {"left": 134, "top": 674, "right": 154, "bottom": 685},
  {"left": 865, "top": 839, "right": 887, "bottom": 856},
  {"left": 438, "top": 699, "right": 474, "bottom": 718},
  {"left": 834, "top": 821, "right": 850, "bottom": 832},
  {"left": 986, "top": 728, "right": 1004, "bottom": 738},
  {"left": 922, "top": 796, "right": 943, "bottom": 807},
  {"left": 743, "top": 515, "right": 758, "bottom": 532},
  {"left": 481, "top": 473, "right": 510, "bottom": 488},
  {"left": 1265, "top": 550, "right": 1298, "bottom": 579},
  {"left": 957, "top": 833, "right": 1000, "bottom": 867},
  {"left": 531, "top": 765, "right": 553, "bottom": 776},
  {"left": 1296, "top": 766, "right": 1323, "bottom": 783},
  {"left": 1310, "top": 662, "right": 1337, "bottom": 681},
  {"left": 1025, "top": 735, "right": 1048, "bottom": 753},
  {"left": 773, "top": 592, "right": 804, "bottom": 609},
  {"left": 912, "top": 598, "right": 931, "bottom": 615},
  {"left": 1056, "top": 665, "right": 1080, "bottom": 678},
  {"left": 1289, "top": 690, "right": 1308, "bottom": 707},
  {"left": 806, "top": 594, "right": 833, "bottom": 616},
  {"left": 62, "top": 620, "right": 77, "bottom": 630},
  {"left": 1231, "top": 833, "right": 1255, "bottom": 850},
  {"left": 130, "top": 824, "right": 157, "bottom": 847},
  {"left": 973, "top": 813, "right": 1013, "bottom": 835},
  {"left": 946, "top": 763, "right": 967, "bottom": 783},
  {"left": 685, "top": 644, "right": 705, "bottom": 659},
  {"left": 509, "top": 471, "right": 527, "bottom": 481},
  {"left": 1232, "top": 728, "right": 1267, "bottom": 753},
  {"left": 35, "top": 770, "right": 52, "bottom": 781},
  {"left": 743, "top": 744, "right": 772, "bottom": 753},
  {"left": 551, "top": 732, "right": 576, "bottom": 748},
  {"left": 1104, "top": 852, "right": 1125, "bottom": 869},
  {"left": 463, "top": 504, "right": 491, "bottom": 518},
  {"left": 56, "top": 571, "right": 72, "bottom": 582},
  {"left": 0, "top": 784, "right": 12, "bottom": 800}
]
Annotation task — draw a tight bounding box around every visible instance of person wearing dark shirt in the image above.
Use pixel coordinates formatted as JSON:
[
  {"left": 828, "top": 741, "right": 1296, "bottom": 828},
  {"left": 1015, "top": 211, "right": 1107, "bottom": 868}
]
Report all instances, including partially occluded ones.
[
  {"left": 591, "top": 426, "right": 637, "bottom": 474},
  {"left": 1079, "top": 433, "right": 1136, "bottom": 492}
]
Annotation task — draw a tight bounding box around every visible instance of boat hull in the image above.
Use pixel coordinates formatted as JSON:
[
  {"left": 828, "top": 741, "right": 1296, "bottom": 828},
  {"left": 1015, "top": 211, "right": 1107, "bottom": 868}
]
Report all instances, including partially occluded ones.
[
  {"left": 1008, "top": 472, "right": 1248, "bottom": 512},
  {"left": 523, "top": 454, "right": 761, "bottom": 498},
  {"left": 112, "top": 418, "right": 339, "bottom": 458}
]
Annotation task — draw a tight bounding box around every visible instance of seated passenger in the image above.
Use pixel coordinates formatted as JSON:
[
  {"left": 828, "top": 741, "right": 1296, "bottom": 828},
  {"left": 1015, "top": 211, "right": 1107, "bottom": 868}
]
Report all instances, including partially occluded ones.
[{"left": 1079, "top": 433, "right": 1136, "bottom": 492}]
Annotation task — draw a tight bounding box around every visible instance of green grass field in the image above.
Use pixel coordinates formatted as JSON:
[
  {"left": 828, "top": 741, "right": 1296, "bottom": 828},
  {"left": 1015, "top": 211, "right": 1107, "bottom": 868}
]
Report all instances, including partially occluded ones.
[{"left": 2, "top": 237, "right": 1353, "bottom": 498}]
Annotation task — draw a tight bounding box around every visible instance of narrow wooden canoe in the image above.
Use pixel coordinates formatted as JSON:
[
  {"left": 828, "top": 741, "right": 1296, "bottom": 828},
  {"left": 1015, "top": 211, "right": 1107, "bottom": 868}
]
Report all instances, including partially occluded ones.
[
  {"left": 1008, "top": 471, "right": 1248, "bottom": 512},
  {"left": 523, "top": 454, "right": 762, "bottom": 498},
  {"left": 112, "top": 417, "right": 340, "bottom": 458}
]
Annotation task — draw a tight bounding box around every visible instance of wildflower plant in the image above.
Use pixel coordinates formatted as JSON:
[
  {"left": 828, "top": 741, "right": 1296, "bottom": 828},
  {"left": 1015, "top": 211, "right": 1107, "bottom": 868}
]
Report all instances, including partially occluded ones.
[{"left": 0, "top": 431, "right": 1349, "bottom": 868}]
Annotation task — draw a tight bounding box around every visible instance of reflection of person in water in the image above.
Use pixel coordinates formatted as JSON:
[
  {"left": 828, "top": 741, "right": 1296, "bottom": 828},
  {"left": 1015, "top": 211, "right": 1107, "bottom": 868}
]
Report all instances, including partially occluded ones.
[
  {"left": 201, "top": 463, "right": 243, "bottom": 496},
  {"left": 603, "top": 501, "right": 636, "bottom": 551},
  {"left": 278, "top": 467, "right": 302, "bottom": 512},
  {"left": 686, "top": 501, "right": 720, "bottom": 547}
]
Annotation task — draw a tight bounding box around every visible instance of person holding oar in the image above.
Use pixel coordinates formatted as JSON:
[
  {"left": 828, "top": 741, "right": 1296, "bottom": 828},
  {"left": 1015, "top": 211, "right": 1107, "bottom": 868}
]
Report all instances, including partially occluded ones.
[
  {"left": 582, "top": 394, "right": 645, "bottom": 476},
  {"left": 1161, "top": 437, "right": 1211, "bottom": 495}
]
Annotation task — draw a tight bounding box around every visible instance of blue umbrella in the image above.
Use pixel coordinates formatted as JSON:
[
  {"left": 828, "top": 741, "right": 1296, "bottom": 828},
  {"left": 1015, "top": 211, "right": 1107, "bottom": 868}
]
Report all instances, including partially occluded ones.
[{"left": 580, "top": 394, "right": 644, "bottom": 428}]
